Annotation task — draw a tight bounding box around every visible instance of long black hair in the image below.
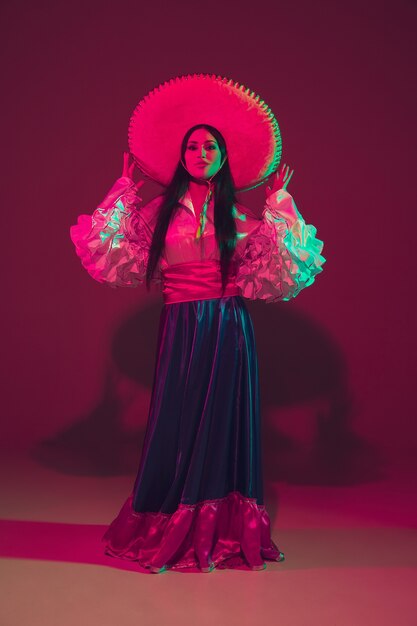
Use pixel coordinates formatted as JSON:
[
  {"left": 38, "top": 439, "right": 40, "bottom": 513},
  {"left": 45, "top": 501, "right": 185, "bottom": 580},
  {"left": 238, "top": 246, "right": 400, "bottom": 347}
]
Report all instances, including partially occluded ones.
[{"left": 145, "top": 124, "right": 238, "bottom": 292}]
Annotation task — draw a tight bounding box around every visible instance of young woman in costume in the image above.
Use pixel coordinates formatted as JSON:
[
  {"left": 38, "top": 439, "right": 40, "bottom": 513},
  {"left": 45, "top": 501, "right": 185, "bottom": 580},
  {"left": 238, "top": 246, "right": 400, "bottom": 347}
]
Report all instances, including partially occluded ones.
[{"left": 70, "top": 74, "right": 326, "bottom": 573}]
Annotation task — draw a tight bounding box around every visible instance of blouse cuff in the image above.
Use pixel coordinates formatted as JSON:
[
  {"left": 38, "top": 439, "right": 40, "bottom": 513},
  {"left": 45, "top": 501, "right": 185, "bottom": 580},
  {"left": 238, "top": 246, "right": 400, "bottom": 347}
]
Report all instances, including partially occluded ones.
[
  {"left": 70, "top": 177, "right": 160, "bottom": 288},
  {"left": 264, "top": 188, "right": 302, "bottom": 228},
  {"left": 236, "top": 191, "right": 326, "bottom": 302}
]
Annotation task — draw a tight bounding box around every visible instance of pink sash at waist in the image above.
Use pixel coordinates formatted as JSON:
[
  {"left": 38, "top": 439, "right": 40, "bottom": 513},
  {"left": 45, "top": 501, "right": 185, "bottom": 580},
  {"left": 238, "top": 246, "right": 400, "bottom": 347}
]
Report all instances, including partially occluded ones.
[{"left": 161, "top": 260, "right": 240, "bottom": 304}]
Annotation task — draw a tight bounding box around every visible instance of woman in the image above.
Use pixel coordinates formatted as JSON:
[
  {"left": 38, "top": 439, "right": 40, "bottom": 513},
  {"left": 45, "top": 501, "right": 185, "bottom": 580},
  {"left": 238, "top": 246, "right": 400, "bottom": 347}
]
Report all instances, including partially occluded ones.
[{"left": 70, "top": 74, "right": 325, "bottom": 573}]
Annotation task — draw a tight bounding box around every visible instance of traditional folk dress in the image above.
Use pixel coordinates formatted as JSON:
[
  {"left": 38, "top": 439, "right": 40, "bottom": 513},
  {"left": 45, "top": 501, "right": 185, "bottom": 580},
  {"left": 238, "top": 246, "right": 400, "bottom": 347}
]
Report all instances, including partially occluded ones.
[{"left": 70, "top": 175, "right": 325, "bottom": 572}]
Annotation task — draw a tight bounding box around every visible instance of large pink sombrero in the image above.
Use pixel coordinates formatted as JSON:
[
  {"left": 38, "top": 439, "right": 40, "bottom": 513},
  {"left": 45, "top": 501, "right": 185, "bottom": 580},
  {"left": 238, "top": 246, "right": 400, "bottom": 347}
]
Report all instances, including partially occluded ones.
[{"left": 128, "top": 73, "right": 282, "bottom": 192}]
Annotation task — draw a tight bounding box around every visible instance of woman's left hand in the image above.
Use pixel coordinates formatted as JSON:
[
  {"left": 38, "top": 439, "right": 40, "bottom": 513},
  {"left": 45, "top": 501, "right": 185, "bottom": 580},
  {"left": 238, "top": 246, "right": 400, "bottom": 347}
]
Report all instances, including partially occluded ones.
[
  {"left": 265, "top": 163, "right": 294, "bottom": 198},
  {"left": 122, "top": 151, "right": 146, "bottom": 192}
]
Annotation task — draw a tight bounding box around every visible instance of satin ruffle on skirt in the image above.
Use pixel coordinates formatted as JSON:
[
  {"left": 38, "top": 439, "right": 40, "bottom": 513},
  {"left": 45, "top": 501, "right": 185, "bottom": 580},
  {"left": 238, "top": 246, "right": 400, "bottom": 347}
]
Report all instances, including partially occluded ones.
[{"left": 102, "top": 296, "right": 284, "bottom": 571}]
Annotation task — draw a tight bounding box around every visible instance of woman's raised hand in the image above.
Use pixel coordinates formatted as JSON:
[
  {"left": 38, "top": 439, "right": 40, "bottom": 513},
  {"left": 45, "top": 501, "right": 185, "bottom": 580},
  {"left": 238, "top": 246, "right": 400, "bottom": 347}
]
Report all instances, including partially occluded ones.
[
  {"left": 122, "top": 151, "right": 145, "bottom": 192},
  {"left": 265, "top": 163, "right": 294, "bottom": 198}
]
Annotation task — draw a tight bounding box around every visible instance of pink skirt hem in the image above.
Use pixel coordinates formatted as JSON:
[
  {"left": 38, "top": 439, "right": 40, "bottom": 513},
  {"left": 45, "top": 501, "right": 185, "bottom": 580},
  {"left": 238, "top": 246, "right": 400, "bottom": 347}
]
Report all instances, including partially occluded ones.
[{"left": 102, "top": 491, "right": 284, "bottom": 572}]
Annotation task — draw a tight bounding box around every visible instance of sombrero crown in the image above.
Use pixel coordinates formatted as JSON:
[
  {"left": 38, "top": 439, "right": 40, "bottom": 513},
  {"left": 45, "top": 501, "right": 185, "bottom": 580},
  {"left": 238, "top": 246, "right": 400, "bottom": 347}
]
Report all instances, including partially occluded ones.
[{"left": 128, "top": 73, "right": 282, "bottom": 192}]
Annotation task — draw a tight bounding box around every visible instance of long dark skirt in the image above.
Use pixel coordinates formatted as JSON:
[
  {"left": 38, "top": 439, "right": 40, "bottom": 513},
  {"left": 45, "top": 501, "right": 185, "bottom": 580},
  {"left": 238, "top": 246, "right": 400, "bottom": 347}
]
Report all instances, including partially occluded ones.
[{"left": 102, "top": 296, "right": 283, "bottom": 572}]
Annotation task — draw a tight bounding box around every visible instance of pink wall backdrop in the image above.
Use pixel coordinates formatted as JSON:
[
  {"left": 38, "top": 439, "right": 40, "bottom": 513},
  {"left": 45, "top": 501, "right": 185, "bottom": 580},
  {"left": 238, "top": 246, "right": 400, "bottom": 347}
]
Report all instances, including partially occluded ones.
[{"left": 2, "top": 0, "right": 416, "bottom": 476}]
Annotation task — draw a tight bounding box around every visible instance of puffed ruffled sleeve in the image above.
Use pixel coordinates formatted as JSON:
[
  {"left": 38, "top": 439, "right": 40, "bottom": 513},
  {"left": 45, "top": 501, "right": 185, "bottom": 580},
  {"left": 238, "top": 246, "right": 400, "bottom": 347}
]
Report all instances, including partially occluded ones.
[
  {"left": 70, "top": 176, "right": 160, "bottom": 288},
  {"left": 235, "top": 189, "right": 326, "bottom": 302}
]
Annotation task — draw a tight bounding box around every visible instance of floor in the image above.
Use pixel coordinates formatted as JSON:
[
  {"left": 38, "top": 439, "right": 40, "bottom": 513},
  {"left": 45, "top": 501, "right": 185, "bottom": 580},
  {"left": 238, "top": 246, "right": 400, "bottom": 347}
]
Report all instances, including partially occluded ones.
[{"left": 1, "top": 448, "right": 416, "bottom": 626}]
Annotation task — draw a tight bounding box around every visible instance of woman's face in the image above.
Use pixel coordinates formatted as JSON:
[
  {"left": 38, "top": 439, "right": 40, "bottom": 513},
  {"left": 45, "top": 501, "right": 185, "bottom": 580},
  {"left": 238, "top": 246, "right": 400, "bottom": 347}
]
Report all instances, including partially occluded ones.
[{"left": 184, "top": 128, "right": 223, "bottom": 180}]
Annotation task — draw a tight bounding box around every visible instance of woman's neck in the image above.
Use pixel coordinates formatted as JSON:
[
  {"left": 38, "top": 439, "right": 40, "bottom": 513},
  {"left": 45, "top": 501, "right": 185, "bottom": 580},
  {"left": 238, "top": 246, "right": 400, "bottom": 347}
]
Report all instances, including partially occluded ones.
[{"left": 188, "top": 178, "right": 210, "bottom": 193}]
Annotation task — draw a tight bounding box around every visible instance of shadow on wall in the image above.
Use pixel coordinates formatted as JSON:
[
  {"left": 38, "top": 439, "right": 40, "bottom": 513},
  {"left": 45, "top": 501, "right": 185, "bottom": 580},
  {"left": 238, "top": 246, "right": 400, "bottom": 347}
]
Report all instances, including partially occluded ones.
[
  {"left": 31, "top": 300, "right": 383, "bottom": 485},
  {"left": 247, "top": 300, "right": 383, "bottom": 487}
]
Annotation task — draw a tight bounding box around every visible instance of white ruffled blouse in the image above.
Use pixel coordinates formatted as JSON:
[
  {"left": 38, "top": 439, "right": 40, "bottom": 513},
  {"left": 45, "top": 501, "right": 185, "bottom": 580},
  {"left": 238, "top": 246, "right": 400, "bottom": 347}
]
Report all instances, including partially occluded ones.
[{"left": 70, "top": 176, "right": 326, "bottom": 302}]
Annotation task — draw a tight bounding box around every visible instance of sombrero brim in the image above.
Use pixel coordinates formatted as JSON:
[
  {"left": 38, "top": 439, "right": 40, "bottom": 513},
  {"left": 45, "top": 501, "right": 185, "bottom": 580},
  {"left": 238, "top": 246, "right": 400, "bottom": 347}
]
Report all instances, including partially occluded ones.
[{"left": 128, "top": 73, "right": 282, "bottom": 192}]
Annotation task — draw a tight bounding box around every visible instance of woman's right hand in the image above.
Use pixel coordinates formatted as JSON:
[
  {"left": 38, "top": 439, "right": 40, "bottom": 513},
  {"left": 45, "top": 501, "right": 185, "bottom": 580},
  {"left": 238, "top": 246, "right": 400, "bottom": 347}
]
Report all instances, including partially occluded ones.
[{"left": 122, "top": 151, "right": 145, "bottom": 191}]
